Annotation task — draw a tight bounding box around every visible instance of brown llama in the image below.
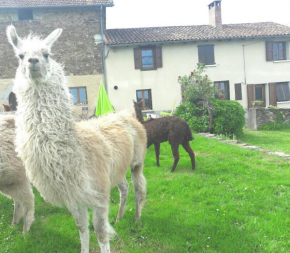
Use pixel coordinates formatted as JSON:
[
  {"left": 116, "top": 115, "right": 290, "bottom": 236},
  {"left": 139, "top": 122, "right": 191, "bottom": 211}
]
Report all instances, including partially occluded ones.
[
  {"left": 133, "top": 100, "right": 195, "bottom": 172},
  {"left": 2, "top": 104, "right": 11, "bottom": 112}
]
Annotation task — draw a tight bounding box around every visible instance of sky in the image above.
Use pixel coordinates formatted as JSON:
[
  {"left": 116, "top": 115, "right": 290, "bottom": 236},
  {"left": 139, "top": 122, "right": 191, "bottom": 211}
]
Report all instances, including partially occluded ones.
[{"left": 106, "top": 0, "right": 290, "bottom": 29}]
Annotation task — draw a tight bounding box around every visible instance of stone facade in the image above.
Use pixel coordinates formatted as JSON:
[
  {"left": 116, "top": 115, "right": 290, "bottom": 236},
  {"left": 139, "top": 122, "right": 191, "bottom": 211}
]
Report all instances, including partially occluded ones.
[
  {"left": 247, "top": 108, "right": 290, "bottom": 130},
  {"left": 0, "top": 7, "right": 106, "bottom": 116}
]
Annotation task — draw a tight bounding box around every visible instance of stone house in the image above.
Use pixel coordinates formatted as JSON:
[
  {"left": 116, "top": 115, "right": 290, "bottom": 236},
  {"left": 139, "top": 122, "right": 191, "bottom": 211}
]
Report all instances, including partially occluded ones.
[
  {"left": 104, "top": 0, "right": 290, "bottom": 118},
  {"left": 0, "top": 0, "right": 114, "bottom": 118}
]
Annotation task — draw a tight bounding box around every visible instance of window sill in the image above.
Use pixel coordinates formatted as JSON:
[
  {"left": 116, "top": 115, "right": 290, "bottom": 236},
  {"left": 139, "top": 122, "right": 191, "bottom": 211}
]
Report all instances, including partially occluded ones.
[
  {"left": 273, "top": 60, "right": 290, "bottom": 63},
  {"left": 277, "top": 101, "right": 290, "bottom": 104},
  {"left": 205, "top": 64, "right": 217, "bottom": 67}
]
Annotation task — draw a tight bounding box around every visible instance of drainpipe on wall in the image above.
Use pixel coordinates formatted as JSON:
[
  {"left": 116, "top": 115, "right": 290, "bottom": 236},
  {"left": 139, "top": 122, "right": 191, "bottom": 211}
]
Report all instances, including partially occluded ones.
[
  {"left": 242, "top": 45, "right": 247, "bottom": 85},
  {"left": 100, "top": 6, "right": 108, "bottom": 92}
]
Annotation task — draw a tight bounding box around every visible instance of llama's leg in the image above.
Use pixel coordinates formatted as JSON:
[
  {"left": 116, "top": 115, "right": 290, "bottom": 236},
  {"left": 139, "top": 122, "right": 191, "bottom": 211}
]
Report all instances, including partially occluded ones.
[
  {"left": 182, "top": 141, "right": 196, "bottom": 170},
  {"left": 21, "top": 185, "right": 35, "bottom": 233},
  {"left": 154, "top": 143, "right": 161, "bottom": 167},
  {"left": 131, "top": 163, "right": 146, "bottom": 220},
  {"left": 69, "top": 207, "right": 90, "bottom": 253},
  {"left": 116, "top": 177, "right": 129, "bottom": 220},
  {"left": 170, "top": 143, "right": 180, "bottom": 172},
  {"left": 93, "top": 206, "right": 115, "bottom": 253},
  {"left": 12, "top": 199, "right": 23, "bottom": 225}
]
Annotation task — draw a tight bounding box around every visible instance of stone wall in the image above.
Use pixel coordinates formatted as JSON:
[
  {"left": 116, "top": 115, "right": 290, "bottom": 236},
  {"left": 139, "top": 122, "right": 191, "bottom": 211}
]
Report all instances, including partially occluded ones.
[
  {"left": 0, "top": 7, "right": 106, "bottom": 116},
  {"left": 247, "top": 108, "right": 290, "bottom": 130},
  {"left": 0, "top": 7, "right": 104, "bottom": 78}
]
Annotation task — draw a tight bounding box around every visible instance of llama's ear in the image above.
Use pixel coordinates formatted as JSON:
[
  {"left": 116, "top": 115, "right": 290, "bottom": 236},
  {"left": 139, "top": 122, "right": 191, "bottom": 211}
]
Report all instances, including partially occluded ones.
[
  {"left": 6, "top": 25, "right": 22, "bottom": 50},
  {"left": 44, "top": 28, "right": 63, "bottom": 48}
]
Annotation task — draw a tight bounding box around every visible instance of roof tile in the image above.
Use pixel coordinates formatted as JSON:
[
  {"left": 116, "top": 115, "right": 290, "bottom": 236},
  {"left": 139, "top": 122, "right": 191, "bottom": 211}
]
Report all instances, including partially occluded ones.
[
  {"left": 0, "top": 0, "right": 113, "bottom": 8},
  {"left": 105, "top": 22, "right": 290, "bottom": 45}
]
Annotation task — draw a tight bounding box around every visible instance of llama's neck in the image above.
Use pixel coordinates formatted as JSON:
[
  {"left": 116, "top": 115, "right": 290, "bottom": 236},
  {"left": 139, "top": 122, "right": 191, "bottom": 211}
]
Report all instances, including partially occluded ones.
[
  {"left": 14, "top": 60, "right": 75, "bottom": 139},
  {"left": 134, "top": 105, "right": 144, "bottom": 123}
]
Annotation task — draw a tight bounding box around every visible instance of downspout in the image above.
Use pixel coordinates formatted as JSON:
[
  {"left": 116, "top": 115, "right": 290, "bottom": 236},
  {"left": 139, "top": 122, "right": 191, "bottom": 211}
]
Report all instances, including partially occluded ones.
[
  {"left": 100, "top": 6, "right": 108, "bottom": 91},
  {"left": 242, "top": 45, "right": 247, "bottom": 85}
]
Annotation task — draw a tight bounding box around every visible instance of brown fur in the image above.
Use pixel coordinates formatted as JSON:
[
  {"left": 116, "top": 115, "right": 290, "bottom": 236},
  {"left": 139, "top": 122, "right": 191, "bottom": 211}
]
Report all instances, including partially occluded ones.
[
  {"left": 133, "top": 101, "right": 195, "bottom": 172},
  {"left": 2, "top": 104, "right": 12, "bottom": 112}
]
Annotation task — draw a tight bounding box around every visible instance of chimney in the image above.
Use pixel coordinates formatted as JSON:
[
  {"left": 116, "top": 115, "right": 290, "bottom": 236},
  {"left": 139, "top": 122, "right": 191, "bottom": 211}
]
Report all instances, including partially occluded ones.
[{"left": 208, "top": 0, "right": 222, "bottom": 27}]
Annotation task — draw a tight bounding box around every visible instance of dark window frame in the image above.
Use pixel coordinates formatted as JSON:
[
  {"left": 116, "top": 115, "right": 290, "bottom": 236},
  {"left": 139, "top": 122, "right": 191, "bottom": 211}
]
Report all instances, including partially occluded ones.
[
  {"left": 136, "top": 89, "right": 152, "bottom": 110},
  {"left": 134, "top": 46, "right": 162, "bottom": 71},
  {"left": 214, "top": 81, "right": 230, "bottom": 100},
  {"left": 69, "top": 86, "right": 88, "bottom": 105},
  {"left": 18, "top": 8, "right": 33, "bottom": 20},
  {"left": 198, "top": 44, "right": 215, "bottom": 65},
  {"left": 266, "top": 41, "right": 287, "bottom": 61}
]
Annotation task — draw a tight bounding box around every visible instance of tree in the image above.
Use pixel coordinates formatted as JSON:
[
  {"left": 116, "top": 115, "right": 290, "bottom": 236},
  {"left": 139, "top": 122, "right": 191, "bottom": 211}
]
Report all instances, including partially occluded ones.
[{"left": 178, "top": 63, "right": 214, "bottom": 133}]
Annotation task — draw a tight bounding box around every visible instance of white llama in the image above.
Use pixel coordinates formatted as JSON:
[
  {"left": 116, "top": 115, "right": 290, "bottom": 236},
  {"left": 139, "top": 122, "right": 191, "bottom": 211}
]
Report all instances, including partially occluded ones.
[
  {"left": 0, "top": 115, "right": 34, "bottom": 233},
  {"left": 7, "top": 25, "right": 147, "bottom": 253}
]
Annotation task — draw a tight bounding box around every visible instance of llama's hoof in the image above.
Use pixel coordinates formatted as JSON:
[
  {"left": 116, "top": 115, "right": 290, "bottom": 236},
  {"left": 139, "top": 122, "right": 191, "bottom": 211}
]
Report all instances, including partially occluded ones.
[
  {"left": 157, "top": 164, "right": 160, "bottom": 167},
  {"left": 170, "top": 169, "right": 175, "bottom": 173}
]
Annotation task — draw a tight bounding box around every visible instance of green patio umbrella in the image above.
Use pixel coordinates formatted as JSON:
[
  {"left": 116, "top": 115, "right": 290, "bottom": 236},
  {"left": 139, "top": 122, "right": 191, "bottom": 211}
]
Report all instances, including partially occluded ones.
[{"left": 95, "top": 80, "right": 114, "bottom": 117}]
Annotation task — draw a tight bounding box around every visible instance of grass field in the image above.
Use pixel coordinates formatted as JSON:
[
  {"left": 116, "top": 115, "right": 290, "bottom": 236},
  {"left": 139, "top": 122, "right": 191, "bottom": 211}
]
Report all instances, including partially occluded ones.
[
  {"left": 237, "top": 128, "right": 290, "bottom": 154},
  {"left": 1, "top": 134, "right": 290, "bottom": 253}
]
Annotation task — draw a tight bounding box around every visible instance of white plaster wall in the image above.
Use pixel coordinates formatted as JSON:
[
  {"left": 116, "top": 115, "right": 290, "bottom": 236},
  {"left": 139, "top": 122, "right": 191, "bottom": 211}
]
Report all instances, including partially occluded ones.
[{"left": 106, "top": 38, "right": 290, "bottom": 111}]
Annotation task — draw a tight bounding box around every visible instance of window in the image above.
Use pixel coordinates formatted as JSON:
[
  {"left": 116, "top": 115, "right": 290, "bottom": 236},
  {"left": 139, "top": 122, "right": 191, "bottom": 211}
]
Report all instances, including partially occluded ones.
[
  {"left": 69, "top": 87, "right": 88, "bottom": 105},
  {"left": 247, "top": 84, "right": 265, "bottom": 108},
  {"left": 235, "top": 83, "right": 242, "bottom": 100},
  {"left": 136, "top": 89, "right": 152, "bottom": 110},
  {"left": 214, "top": 81, "right": 230, "bottom": 100},
  {"left": 276, "top": 82, "right": 290, "bottom": 102},
  {"left": 18, "top": 9, "right": 33, "bottom": 20},
  {"left": 141, "top": 49, "right": 154, "bottom": 68},
  {"left": 134, "top": 46, "right": 162, "bottom": 70},
  {"left": 198, "top": 44, "right": 215, "bottom": 65},
  {"left": 266, "top": 41, "right": 286, "bottom": 61},
  {"left": 255, "top": 86, "right": 263, "bottom": 101}
]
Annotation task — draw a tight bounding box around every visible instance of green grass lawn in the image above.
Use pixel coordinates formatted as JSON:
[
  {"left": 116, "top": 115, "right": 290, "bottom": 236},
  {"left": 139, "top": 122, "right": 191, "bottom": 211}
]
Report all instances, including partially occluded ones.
[
  {"left": 238, "top": 128, "right": 290, "bottom": 154},
  {"left": 1, "top": 134, "right": 290, "bottom": 253}
]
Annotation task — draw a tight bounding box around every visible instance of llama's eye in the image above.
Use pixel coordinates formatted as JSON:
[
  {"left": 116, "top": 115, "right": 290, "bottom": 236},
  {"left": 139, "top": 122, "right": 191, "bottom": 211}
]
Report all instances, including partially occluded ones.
[
  {"left": 43, "top": 54, "right": 49, "bottom": 59},
  {"left": 19, "top": 54, "right": 24, "bottom": 60}
]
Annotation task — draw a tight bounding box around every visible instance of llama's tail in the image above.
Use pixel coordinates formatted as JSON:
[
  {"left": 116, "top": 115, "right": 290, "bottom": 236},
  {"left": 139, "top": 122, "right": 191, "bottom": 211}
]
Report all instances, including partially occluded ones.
[{"left": 185, "top": 124, "right": 194, "bottom": 141}]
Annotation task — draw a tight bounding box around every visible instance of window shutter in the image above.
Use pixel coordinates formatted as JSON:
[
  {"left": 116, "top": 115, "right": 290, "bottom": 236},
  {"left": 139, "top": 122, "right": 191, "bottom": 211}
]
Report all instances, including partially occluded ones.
[
  {"left": 134, "top": 48, "right": 142, "bottom": 69},
  {"left": 235, "top": 83, "right": 242, "bottom": 100},
  {"left": 208, "top": 45, "right": 215, "bottom": 65},
  {"left": 266, "top": 41, "right": 273, "bottom": 61},
  {"left": 198, "top": 46, "right": 207, "bottom": 64},
  {"left": 247, "top": 85, "right": 255, "bottom": 108},
  {"left": 225, "top": 81, "right": 230, "bottom": 100},
  {"left": 155, "top": 46, "right": 163, "bottom": 68},
  {"left": 198, "top": 45, "right": 215, "bottom": 65},
  {"left": 269, "top": 83, "right": 277, "bottom": 106}
]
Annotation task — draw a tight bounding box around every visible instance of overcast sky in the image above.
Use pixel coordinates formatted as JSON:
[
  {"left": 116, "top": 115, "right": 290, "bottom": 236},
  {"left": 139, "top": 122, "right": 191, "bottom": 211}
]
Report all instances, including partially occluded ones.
[{"left": 107, "top": 0, "right": 290, "bottom": 29}]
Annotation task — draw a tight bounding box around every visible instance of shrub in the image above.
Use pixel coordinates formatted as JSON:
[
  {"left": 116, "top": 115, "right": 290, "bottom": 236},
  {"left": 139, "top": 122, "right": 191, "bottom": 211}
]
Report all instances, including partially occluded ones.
[
  {"left": 175, "top": 99, "right": 245, "bottom": 138},
  {"left": 175, "top": 102, "right": 209, "bottom": 132},
  {"left": 211, "top": 99, "right": 245, "bottom": 138}
]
